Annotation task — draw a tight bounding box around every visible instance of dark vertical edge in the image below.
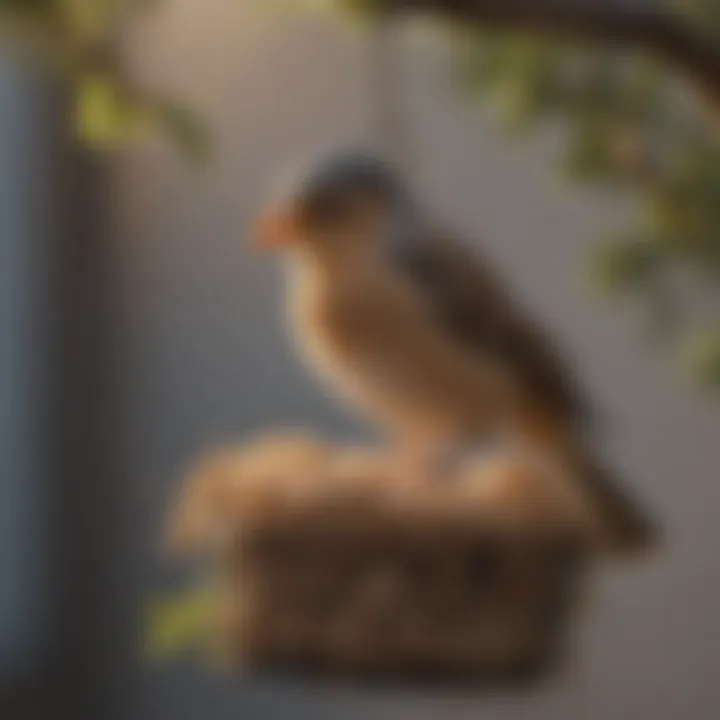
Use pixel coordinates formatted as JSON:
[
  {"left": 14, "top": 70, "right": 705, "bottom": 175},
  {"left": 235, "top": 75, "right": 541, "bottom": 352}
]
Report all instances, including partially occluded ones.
[{"left": 44, "top": 88, "right": 132, "bottom": 719}]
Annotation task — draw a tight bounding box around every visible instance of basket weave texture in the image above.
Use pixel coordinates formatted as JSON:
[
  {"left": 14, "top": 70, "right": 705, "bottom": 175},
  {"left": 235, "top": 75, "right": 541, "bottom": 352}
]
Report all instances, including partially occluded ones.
[{"left": 170, "top": 434, "right": 594, "bottom": 684}]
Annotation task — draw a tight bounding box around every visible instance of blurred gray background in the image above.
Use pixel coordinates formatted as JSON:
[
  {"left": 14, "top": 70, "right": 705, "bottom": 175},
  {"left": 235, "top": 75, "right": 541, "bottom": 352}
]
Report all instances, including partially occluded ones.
[{"left": 2, "top": 1, "right": 720, "bottom": 719}]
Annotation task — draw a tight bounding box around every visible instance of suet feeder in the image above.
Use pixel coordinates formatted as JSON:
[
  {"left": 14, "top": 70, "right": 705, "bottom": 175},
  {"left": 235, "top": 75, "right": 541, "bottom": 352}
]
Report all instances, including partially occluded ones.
[{"left": 169, "top": 434, "right": 597, "bottom": 687}]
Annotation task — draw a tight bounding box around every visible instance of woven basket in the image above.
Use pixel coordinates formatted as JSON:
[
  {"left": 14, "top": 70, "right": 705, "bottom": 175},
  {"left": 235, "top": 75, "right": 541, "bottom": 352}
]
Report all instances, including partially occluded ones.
[{"left": 170, "top": 434, "right": 594, "bottom": 686}]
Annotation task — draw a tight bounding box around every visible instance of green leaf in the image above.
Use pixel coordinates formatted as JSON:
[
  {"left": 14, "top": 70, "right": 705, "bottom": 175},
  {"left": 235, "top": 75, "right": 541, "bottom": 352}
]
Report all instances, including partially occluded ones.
[
  {"left": 75, "top": 75, "right": 209, "bottom": 161},
  {"left": 154, "top": 101, "right": 211, "bottom": 162},
  {"left": 459, "top": 36, "right": 509, "bottom": 94},
  {"left": 564, "top": 122, "right": 613, "bottom": 181},
  {"left": 145, "top": 587, "right": 215, "bottom": 660},
  {"left": 75, "top": 74, "right": 151, "bottom": 148},
  {"left": 0, "top": 0, "right": 55, "bottom": 16},
  {"left": 588, "top": 237, "right": 663, "bottom": 295}
]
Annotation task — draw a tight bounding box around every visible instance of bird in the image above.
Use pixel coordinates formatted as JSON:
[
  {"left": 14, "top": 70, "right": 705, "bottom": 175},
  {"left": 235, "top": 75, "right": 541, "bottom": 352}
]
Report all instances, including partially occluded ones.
[{"left": 253, "top": 149, "right": 657, "bottom": 555}]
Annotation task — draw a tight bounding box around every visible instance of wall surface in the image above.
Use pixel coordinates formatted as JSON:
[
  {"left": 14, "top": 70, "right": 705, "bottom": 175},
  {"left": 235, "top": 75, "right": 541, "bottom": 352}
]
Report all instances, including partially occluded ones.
[{"left": 109, "top": 2, "right": 719, "bottom": 719}]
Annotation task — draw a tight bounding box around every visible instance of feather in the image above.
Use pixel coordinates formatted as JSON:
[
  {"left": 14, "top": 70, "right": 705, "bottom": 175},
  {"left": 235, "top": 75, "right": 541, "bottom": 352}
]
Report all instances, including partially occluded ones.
[{"left": 388, "top": 228, "right": 592, "bottom": 425}]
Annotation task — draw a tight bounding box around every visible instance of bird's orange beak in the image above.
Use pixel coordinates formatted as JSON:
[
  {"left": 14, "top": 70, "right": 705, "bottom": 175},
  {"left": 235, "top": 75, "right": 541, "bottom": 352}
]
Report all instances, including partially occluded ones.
[{"left": 253, "top": 205, "right": 300, "bottom": 251}]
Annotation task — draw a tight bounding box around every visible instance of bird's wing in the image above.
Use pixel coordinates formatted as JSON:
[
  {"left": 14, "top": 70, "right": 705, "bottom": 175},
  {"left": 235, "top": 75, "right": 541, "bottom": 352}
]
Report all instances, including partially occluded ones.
[
  {"left": 387, "top": 227, "right": 661, "bottom": 555},
  {"left": 388, "top": 228, "right": 592, "bottom": 425}
]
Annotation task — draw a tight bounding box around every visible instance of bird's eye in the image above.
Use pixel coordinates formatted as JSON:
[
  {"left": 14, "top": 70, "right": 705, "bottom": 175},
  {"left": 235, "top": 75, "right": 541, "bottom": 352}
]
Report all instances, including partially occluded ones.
[{"left": 304, "top": 193, "right": 350, "bottom": 228}]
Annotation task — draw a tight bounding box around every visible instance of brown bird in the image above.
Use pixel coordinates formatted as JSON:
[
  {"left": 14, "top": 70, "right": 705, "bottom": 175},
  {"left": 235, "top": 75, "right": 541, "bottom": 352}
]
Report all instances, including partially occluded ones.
[{"left": 255, "top": 150, "right": 656, "bottom": 555}]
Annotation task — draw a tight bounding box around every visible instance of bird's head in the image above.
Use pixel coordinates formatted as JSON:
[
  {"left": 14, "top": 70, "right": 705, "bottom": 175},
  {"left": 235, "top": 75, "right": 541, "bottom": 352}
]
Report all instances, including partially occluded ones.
[{"left": 254, "top": 150, "right": 409, "bottom": 256}]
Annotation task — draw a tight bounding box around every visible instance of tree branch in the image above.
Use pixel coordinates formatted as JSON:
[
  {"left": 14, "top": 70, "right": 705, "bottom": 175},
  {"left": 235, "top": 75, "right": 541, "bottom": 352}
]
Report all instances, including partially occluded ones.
[{"left": 379, "top": 0, "right": 720, "bottom": 105}]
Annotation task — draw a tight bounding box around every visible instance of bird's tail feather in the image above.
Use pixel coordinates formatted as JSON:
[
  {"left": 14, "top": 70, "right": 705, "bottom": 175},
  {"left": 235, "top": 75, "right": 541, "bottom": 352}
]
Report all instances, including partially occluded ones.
[
  {"left": 568, "top": 448, "right": 659, "bottom": 556},
  {"left": 518, "top": 410, "right": 659, "bottom": 556}
]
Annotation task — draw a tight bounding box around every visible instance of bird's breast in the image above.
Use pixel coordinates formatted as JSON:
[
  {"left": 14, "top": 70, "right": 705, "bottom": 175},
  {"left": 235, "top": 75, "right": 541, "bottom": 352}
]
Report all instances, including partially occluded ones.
[
  {"left": 285, "top": 261, "right": 477, "bottom": 438},
  {"left": 289, "top": 266, "right": 410, "bottom": 394}
]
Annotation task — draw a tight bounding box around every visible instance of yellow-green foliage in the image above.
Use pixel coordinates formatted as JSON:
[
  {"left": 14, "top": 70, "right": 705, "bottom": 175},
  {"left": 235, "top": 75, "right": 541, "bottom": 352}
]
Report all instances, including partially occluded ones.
[
  {"left": 454, "top": 6, "right": 720, "bottom": 391},
  {"left": 146, "top": 587, "right": 215, "bottom": 660},
  {"left": 0, "top": 0, "right": 208, "bottom": 159}
]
